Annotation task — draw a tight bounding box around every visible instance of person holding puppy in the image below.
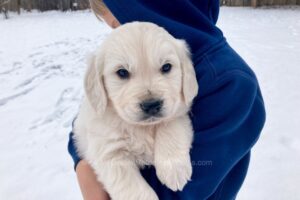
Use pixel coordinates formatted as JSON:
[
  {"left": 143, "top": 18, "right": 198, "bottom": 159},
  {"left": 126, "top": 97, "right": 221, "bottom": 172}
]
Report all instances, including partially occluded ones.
[{"left": 68, "top": 0, "right": 266, "bottom": 200}]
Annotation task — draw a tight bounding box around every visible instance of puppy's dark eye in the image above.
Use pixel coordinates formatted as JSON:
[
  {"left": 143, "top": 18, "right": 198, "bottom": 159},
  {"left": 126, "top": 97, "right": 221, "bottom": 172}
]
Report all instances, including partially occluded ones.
[
  {"left": 161, "top": 63, "right": 172, "bottom": 74},
  {"left": 116, "top": 68, "right": 130, "bottom": 79}
]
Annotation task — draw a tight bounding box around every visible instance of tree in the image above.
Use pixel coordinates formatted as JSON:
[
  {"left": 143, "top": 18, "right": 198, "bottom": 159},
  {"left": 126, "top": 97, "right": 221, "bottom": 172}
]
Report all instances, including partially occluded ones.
[
  {"left": 0, "top": 0, "right": 10, "bottom": 19},
  {"left": 17, "top": 0, "right": 20, "bottom": 14},
  {"left": 251, "top": 0, "right": 258, "bottom": 7}
]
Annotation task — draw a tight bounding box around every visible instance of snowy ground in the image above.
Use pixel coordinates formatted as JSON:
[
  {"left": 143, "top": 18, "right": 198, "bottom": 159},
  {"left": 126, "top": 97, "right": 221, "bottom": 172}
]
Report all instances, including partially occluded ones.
[
  {"left": 218, "top": 7, "right": 300, "bottom": 200},
  {"left": 0, "top": 7, "right": 299, "bottom": 200}
]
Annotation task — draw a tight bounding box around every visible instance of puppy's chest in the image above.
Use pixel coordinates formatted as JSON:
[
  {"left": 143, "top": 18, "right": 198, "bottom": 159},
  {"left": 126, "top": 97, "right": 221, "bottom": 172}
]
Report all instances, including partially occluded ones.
[{"left": 123, "top": 128, "right": 156, "bottom": 166}]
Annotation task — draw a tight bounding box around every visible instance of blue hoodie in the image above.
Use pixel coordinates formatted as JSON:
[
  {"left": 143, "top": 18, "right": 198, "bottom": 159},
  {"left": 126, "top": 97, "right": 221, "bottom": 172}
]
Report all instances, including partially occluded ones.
[{"left": 68, "top": 1, "right": 266, "bottom": 199}]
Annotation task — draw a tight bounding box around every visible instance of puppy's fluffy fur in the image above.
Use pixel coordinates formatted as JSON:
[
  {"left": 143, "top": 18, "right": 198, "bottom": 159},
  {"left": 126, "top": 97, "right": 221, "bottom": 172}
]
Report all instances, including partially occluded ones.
[{"left": 74, "top": 22, "right": 198, "bottom": 200}]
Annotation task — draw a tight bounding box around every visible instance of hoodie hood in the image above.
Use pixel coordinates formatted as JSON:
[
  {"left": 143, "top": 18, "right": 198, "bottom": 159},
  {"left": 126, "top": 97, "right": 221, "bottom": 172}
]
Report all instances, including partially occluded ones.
[{"left": 103, "top": 0, "right": 224, "bottom": 60}]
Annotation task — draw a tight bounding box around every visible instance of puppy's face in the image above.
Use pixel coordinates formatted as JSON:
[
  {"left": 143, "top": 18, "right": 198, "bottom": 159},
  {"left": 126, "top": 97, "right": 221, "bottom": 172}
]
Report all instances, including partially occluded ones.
[{"left": 85, "top": 22, "right": 198, "bottom": 125}]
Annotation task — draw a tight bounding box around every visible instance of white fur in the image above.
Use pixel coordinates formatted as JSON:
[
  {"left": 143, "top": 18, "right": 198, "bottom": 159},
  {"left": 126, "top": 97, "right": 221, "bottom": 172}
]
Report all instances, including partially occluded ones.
[{"left": 74, "top": 22, "right": 198, "bottom": 200}]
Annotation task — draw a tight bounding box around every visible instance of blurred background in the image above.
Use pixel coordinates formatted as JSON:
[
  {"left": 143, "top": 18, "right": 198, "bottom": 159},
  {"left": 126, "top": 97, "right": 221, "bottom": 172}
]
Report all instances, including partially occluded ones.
[
  {"left": 0, "top": 1, "right": 299, "bottom": 200},
  {"left": 1, "top": 0, "right": 300, "bottom": 17}
]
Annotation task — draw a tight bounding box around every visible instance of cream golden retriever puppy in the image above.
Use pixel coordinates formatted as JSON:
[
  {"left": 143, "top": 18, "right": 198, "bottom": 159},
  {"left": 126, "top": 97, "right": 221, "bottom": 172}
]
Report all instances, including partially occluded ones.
[{"left": 73, "top": 22, "right": 198, "bottom": 200}]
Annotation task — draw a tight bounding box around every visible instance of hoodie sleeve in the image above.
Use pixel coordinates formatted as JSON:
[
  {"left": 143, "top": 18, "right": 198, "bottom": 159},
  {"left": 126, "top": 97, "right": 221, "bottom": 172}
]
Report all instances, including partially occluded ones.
[
  {"left": 187, "top": 70, "right": 265, "bottom": 199},
  {"left": 140, "top": 45, "right": 266, "bottom": 199},
  {"left": 68, "top": 131, "right": 81, "bottom": 170}
]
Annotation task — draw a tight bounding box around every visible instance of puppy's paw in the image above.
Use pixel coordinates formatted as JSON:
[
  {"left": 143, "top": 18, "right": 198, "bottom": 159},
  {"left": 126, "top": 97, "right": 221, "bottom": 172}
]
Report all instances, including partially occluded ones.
[
  {"left": 142, "top": 189, "right": 159, "bottom": 200},
  {"left": 130, "top": 188, "right": 159, "bottom": 200},
  {"left": 156, "top": 155, "right": 192, "bottom": 191}
]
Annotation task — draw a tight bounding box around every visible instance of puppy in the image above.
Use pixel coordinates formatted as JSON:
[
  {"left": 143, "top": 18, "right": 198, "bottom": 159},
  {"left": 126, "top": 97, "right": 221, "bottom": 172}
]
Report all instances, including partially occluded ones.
[{"left": 73, "top": 22, "right": 198, "bottom": 200}]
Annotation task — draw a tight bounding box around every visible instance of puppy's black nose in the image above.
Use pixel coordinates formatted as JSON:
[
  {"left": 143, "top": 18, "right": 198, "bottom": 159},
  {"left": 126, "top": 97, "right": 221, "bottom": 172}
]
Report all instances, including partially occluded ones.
[{"left": 140, "top": 99, "right": 163, "bottom": 116}]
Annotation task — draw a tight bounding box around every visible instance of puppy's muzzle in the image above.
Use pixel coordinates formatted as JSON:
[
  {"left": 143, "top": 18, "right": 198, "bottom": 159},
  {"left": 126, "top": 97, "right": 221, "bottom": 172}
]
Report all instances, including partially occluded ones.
[{"left": 140, "top": 99, "right": 163, "bottom": 117}]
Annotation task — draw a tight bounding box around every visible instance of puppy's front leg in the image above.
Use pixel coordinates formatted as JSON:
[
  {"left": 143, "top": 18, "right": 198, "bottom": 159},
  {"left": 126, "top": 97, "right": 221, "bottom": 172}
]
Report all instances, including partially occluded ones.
[
  {"left": 89, "top": 148, "right": 158, "bottom": 200},
  {"left": 155, "top": 115, "right": 193, "bottom": 191}
]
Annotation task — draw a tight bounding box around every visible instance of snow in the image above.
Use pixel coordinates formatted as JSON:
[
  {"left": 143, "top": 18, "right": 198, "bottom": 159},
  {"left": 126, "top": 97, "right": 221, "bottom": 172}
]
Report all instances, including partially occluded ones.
[
  {"left": 0, "top": 7, "right": 299, "bottom": 200},
  {"left": 218, "top": 7, "right": 300, "bottom": 200}
]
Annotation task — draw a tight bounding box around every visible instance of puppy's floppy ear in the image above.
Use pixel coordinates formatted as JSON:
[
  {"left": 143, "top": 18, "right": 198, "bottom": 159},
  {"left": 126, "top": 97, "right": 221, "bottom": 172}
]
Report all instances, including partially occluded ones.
[
  {"left": 84, "top": 52, "right": 107, "bottom": 115},
  {"left": 176, "top": 40, "right": 198, "bottom": 106}
]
